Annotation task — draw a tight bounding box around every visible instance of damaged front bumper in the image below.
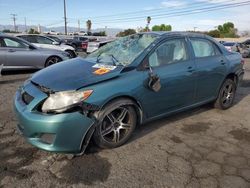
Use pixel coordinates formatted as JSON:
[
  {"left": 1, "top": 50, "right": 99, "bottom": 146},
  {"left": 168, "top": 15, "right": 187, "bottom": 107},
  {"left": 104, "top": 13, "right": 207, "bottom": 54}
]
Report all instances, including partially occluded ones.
[{"left": 14, "top": 83, "right": 95, "bottom": 154}]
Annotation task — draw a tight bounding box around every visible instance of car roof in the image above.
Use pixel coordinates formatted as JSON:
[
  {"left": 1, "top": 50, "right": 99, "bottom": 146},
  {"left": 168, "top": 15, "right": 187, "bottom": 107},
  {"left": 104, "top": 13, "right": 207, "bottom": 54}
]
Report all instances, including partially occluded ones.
[{"left": 142, "top": 31, "right": 208, "bottom": 38}]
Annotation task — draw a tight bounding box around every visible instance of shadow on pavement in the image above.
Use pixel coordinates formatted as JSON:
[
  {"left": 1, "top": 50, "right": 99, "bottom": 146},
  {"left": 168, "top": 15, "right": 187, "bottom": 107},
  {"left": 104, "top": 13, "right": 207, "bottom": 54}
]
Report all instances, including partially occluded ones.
[{"left": 1, "top": 69, "right": 38, "bottom": 76}]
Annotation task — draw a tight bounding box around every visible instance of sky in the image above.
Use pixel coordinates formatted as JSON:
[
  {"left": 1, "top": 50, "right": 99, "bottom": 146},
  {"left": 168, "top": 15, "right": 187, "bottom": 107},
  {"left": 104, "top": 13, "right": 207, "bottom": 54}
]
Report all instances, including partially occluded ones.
[{"left": 0, "top": 0, "right": 250, "bottom": 31}]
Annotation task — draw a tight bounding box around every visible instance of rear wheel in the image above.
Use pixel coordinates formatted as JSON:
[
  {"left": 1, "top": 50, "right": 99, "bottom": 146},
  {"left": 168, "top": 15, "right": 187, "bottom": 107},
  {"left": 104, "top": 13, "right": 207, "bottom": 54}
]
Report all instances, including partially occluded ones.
[
  {"left": 214, "top": 79, "right": 236, "bottom": 110},
  {"left": 93, "top": 99, "right": 137, "bottom": 149},
  {"left": 45, "top": 56, "right": 62, "bottom": 67}
]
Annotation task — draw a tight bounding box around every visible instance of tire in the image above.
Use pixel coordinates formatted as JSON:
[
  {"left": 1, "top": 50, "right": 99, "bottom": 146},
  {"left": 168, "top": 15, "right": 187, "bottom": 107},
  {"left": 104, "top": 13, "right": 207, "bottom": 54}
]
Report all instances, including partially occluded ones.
[
  {"left": 65, "top": 50, "right": 76, "bottom": 58},
  {"left": 45, "top": 56, "right": 62, "bottom": 67},
  {"left": 93, "top": 99, "right": 137, "bottom": 149},
  {"left": 214, "top": 78, "right": 236, "bottom": 110}
]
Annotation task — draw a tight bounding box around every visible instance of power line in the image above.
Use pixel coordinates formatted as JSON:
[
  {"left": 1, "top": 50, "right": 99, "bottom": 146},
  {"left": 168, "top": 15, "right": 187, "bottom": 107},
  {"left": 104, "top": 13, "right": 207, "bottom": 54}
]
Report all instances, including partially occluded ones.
[
  {"left": 93, "top": 1, "right": 250, "bottom": 24},
  {"left": 88, "top": 0, "right": 236, "bottom": 20}
]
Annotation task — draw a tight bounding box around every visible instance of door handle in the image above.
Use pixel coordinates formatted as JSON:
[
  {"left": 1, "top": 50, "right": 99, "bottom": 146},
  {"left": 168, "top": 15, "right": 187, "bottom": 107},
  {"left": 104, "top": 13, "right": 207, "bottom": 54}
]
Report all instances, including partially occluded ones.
[
  {"left": 187, "top": 66, "right": 195, "bottom": 73},
  {"left": 8, "top": 49, "right": 16, "bottom": 52},
  {"left": 220, "top": 59, "right": 226, "bottom": 65}
]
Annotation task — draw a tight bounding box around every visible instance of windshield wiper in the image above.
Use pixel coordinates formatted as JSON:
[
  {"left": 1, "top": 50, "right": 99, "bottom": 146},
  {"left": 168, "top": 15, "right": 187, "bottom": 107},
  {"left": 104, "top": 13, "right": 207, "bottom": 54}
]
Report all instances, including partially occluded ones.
[
  {"left": 96, "top": 53, "right": 120, "bottom": 66},
  {"left": 96, "top": 53, "right": 102, "bottom": 63},
  {"left": 109, "top": 54, "right": 119, "bottom": 66}
]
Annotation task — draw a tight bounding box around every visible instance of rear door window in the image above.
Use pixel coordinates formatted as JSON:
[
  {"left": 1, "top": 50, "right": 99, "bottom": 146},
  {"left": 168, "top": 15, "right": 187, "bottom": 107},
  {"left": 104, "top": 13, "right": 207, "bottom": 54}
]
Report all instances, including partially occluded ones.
[{"left": 190, "top": 38, "right": 220, "bottom": 58}]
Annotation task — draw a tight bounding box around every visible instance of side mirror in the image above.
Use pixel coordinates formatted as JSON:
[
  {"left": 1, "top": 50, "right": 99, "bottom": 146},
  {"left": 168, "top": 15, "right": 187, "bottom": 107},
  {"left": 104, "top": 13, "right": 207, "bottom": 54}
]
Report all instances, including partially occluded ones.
[
  {"left": 141, "top": 56, "right": 161, "bottom": 92},
  {"left": 148, "top": 71, "right": 161, "bottom": 92},
  {"left": 52, "top": 41, "right": 60, "bottom": 45},
  {"left": 29, "top": 45, "right": 36, "bottom": 50}
]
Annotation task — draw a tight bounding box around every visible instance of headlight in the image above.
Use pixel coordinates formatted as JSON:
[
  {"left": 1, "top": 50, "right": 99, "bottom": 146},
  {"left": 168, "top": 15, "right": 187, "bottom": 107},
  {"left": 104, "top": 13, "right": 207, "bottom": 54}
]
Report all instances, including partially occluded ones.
[{"left": 41, "top": 90, "right": 93, "bottom": 113}]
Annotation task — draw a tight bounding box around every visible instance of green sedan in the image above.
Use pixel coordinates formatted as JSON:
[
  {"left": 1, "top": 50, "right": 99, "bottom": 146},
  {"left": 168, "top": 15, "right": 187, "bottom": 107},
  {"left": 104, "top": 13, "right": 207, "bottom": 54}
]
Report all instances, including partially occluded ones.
[{"left": 14, "top": 32, "right": 244, "bottom": 155}]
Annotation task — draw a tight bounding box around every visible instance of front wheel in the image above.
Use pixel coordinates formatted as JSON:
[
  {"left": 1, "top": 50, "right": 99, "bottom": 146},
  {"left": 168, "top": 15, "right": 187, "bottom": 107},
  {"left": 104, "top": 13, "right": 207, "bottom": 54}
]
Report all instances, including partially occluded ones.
[
  {"left": 45, "top": 56, "right": 62, "bottom": 67},
  {"left": 93, "top": 100, "right": 137, "bottom": 149},
  {"left": 65, "top": 50, "right": 76, "bottom": 58},
  {"left": 214, "top": 79, "right": 236, "bottom": 110}
]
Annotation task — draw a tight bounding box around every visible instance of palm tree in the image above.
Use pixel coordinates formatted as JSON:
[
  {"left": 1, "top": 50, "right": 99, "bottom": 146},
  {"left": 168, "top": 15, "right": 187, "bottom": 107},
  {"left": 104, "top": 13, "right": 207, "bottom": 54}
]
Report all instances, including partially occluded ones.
[
  {"left": 86, "top": 20, "right": 92, "bottom": 33},
  {"left": 146, "top": 16, "right": 151, "bottom": 32}
]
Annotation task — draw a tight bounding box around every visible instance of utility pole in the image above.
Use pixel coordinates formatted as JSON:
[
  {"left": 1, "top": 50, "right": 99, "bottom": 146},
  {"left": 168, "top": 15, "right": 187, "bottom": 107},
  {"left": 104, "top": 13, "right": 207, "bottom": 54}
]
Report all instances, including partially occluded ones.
[
  {"left": 24, "top": 17, "right": 27, "bottom": 33},
  {"left": 78, "top": 19, "right": 80, "bottom": 32},
  {"left": 63, "top": 0, "right": 67, "bottom": 35},
  {"left": 193, "top": 27, "right": 197, "bottom": 32},
  {"left": 10, "top": 14, "right": 17, "bottom": 32}
]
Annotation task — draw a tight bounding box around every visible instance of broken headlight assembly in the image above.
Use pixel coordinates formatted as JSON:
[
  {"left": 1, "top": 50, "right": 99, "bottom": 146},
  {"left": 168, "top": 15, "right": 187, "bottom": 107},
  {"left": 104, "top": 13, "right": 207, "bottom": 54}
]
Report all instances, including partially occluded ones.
[{"left": 41, "top": 90, "right": 93, "bottom": 113}]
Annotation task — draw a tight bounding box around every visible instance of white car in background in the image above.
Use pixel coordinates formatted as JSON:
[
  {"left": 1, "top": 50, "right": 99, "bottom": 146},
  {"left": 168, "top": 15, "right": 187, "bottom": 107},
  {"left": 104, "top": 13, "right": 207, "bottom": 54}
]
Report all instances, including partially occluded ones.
[
  {"left": 77, "top": 31, "right": 87, "bottom": 36},
  {"left": 43, "top": 30, "right": 60, "bottom": 35},
  {"left": 87, "top": 38, "right": 115, "bottom": 53},
  {"left": 17, "top": 34, "right": 77, "bottom": 57}
]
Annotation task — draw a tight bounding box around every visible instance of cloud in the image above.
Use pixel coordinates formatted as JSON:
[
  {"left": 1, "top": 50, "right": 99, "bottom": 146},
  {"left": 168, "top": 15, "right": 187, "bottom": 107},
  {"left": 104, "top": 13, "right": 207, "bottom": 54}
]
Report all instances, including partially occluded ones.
[
  {"left": 161, "top": 0, "right": 187, "bottom": 8},
  {"left": 195, "top": 0, "right": 247, "bottom": 4}
]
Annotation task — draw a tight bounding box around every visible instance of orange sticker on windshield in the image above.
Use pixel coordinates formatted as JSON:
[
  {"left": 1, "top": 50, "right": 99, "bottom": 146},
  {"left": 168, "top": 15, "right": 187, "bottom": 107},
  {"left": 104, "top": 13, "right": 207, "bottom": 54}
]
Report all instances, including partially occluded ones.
[{"left": 93, "top": 68, "right": 111, "bottom": 75}]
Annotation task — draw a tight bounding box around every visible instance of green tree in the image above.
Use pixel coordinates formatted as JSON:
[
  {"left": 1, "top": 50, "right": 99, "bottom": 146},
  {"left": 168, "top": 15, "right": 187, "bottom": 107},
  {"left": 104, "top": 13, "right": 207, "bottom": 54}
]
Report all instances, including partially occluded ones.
[
  {"left": 152, "top": 24, "right": 172, "bottom": 31},
  {"left": 116, "top": 29, "right": 136, "bottom": 37},
  {"left": 92, "top": 31, "right": 106, "bottom": 36},
  {"left": 207, "top": 30, "right": 221, "bottom": 38},
  {"left": 2, "top": 29, "right": 19, "bottom": 33},
  {"left": 217, "top": 22, "right": 238, "bottom": 38},
  {"left": 28, "top": 28, "right": 39, "bottom": 34}
]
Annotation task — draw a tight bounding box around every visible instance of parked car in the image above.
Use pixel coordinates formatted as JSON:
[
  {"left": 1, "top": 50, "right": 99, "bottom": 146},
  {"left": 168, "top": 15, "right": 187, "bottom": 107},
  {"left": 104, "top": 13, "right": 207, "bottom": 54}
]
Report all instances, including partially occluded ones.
[
  {"left": 242, "top": 39, "right": 250, "bottom": 47},
  {"left": 43, "top": 30, "right": 60, "bottom": 35},
  {"left": 223, "top": 42, "right": 250, "bottom": 58},
  {"left": 17, "top": 34, "right": 77, "bottom": 57},
  {"left": 87, "top": 38, "right": 115, "bottom": 53},
  {"left": 77, "top": 31, "right": 87, "bottom": 36},
  {"left": 14, "top": 32, "right": 244, "bottom": 155},
  {"left": 0, "top": 34, "right": 70, "bottom": 70},
  {"left": 218, "top": 40, "right": 226, "bottom": 44},
  {"left": 63, "top": 36, "right": 89, "bottom": 51},
  {"left": 45, "top": 35, "right": 63, "bottom": 43}
]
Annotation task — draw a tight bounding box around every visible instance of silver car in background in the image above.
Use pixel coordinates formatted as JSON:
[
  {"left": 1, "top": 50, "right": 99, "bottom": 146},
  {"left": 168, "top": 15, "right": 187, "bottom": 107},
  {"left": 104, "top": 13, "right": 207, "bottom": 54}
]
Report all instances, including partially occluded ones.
[
  {"left": 0, "top": 34, "right": 71, "bottom": 71},
  {"left": 223, "top": 42, "right": 250, "bottom": 58}
]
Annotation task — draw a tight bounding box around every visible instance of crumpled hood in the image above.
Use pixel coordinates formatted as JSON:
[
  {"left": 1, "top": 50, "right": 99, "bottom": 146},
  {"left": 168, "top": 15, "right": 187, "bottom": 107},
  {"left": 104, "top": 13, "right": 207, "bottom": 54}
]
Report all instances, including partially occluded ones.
[{"left": 31, "top": 57, "right": 124, "bottom": 91}]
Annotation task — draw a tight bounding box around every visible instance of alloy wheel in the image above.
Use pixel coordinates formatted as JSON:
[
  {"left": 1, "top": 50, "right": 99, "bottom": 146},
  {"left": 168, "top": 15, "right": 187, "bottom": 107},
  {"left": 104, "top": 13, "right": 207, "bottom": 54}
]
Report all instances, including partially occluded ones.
[
  {"left": 221, "top": 81, "right": 235, "bottom": 107},
  {"left": 100, "top": 107, "right": 132, "bottom": 144},
  {"left": 46, "top": 57, "right": 60, "bottom": 66}
]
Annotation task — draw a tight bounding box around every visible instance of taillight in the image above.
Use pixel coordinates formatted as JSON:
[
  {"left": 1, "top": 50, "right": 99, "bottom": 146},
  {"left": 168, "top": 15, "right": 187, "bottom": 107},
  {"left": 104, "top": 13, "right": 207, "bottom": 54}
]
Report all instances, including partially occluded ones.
[{"left": 81, "top": 42, "right": 88, "bottom": 49}]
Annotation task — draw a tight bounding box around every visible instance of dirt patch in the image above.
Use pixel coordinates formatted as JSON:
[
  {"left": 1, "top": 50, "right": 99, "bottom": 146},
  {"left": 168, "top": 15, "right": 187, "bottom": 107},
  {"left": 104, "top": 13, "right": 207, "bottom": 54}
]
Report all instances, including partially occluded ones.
[
  {"left": 0, "top": 140, "right": 38, "bottom": 181},
  {"left": 229, "top": 128, "right": 250, "bottom": 142},
  {"left": 170, "top": 135, "right": 183, "bottom": 143},
  {"left": 55, "top": 154, "right": 111, "bottom": 185},
  {"left": 181, "top": 122, "right": 211, "bottom": 134}
]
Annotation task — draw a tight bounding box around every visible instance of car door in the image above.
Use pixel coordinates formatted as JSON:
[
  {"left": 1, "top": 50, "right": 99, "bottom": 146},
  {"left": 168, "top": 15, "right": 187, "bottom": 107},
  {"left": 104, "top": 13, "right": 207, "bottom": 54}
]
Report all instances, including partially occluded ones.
[
  {"left": 36, "top": 36, "right": 56, "bottom": 49},
  {"left": 3, "top": 37, "right": 38, "bottom": 68},
  {"left": 0, "top": 37, "right": 7, "bottom": 66},
  {"left": 140, "top": 38, "right": 196, "bottom": 118},
  {"left": 189, "top": 37, "right": 227, "bottom": 103}
]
